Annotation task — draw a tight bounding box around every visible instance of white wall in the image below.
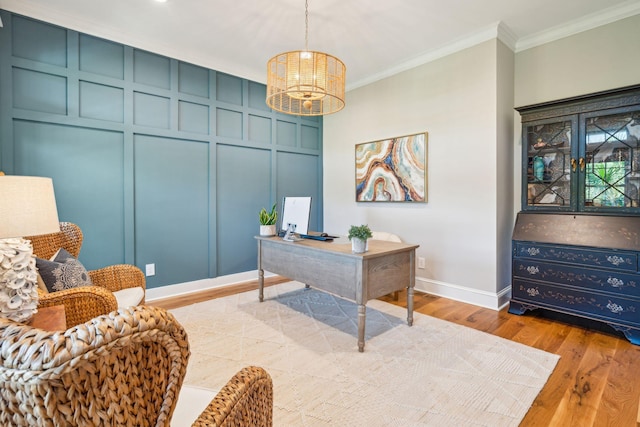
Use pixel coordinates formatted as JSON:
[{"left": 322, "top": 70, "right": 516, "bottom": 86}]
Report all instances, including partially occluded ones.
[
  {"left": 323, "top": 40, "right": 511, "bottom": 309},
  {"left": 514, "top": 14, "right": 640, "bottom": 107},
  {"left": 512, "top": 14, "right": 640, "bottom": 217},
  {"left": 322, "top": 14, "right": 640, "bottom": 310},
  {"left": 496, "top": 41, "right": 515, "bottom": 296}
]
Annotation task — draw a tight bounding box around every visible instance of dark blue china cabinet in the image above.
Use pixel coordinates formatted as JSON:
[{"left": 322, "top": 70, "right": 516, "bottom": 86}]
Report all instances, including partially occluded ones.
[{"left": 510, "top": 85, "right": 640, "bottom": 345}]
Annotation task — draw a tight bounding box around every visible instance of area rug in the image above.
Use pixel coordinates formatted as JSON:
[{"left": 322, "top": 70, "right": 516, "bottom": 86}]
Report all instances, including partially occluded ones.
[{"left": 170, "top": 281, "right": 559, "bottom": 426}]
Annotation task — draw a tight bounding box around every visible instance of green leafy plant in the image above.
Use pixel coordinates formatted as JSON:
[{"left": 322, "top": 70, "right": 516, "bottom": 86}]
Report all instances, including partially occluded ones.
[
  {"left": 348, "top": 224, "right": 373, "bottom": 241},
  {"left": 259, "top": 203, "right": 277, "bottom": 225}
]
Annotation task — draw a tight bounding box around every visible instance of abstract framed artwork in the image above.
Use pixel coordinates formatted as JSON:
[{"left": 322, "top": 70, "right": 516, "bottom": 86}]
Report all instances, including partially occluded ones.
[{"left": 355, "top": 132, "right": 428, "bottom": 202}]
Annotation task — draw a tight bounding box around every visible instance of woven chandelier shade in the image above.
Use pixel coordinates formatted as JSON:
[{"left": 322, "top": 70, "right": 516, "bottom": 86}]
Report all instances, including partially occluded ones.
[{"left": 266, "top": 50, "right": 345, "bottom": 116}]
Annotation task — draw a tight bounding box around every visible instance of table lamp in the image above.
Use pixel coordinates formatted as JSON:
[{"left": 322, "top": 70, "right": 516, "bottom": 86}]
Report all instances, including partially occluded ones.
[{"left": 0, "top": 174, "right": 60, "bottom": 322}]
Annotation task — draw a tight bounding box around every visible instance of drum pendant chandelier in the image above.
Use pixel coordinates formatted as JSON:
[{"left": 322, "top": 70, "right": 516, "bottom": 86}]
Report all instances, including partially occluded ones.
[{"left": 266, "top": 0, "right": 346, "bottom": 116}]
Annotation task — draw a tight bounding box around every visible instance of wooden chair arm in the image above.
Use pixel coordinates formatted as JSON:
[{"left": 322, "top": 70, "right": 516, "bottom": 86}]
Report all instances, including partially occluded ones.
[
  {"left": 191, "top": 366, "right": 273, "bottom": 427},
  {"left": 37, "top": 286, "right": 118, "bottom": 327}
]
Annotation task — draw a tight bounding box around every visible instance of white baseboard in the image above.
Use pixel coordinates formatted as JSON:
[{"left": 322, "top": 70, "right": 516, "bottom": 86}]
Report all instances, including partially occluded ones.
[
  {"left": 415, "top": 277, "right": 512, "bottom": 311},
  {"left": 147, "top": 271, "right": 512, "bottom": 312},
  {"left": 145, "top": 270, "right": 272, "bottom": 302}
]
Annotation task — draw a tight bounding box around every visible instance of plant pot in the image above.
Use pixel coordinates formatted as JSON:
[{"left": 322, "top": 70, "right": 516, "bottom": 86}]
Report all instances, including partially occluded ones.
[
  {"left": 351, "top": 238, "right": 367, "bottom": 253},
  {"left": 259, "top": 224, "right": 276, "bottom": 237}
]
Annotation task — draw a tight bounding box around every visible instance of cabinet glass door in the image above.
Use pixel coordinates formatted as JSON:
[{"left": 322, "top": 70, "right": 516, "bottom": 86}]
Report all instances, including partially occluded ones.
[
  {"left": 524, "top": 118, "right": 574, "bottom": 210},
  {"left": 583, "top": 109, "right": 640, "bottom": 211}
]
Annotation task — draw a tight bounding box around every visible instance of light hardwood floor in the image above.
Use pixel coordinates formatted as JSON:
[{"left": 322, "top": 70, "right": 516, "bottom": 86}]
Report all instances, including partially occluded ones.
[{"left": 152, "top": 278, "right": 640, "bottom": 427}]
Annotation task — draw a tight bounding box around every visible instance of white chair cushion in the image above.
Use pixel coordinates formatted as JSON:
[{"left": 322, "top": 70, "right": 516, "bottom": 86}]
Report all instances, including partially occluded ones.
[
  {"left": 171, "top": 385, "right": 219, "bottom": 427},
  {"left": 371, "top": 231, "right": 402, "bottom": 242},
  {"left": 112, "top": 287, "right": 145, "bottom": 308}
]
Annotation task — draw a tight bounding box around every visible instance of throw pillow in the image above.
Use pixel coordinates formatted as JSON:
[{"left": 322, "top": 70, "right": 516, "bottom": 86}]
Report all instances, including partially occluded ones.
[
  {"left": 36, "top": 272, "right": 49, "bottom": 293},
  {"left": 36, "top": 248, "right": 93, "bottom": 293}
]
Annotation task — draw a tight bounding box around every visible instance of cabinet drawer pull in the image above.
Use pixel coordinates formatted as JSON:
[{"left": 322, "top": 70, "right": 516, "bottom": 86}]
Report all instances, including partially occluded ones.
[
  {"left": 579, "top": 157, "right": 585, "bottom": 171},
  {"left": 606, "top": 255, "right": 625, "bottom": 266},
  {"left": 526, "top": 266, "right": 539, "bottom": 275},
  {"left": 571, "top": 158, "right": 577, "bottom": 172},
  {"left": 606, "top": 301, "right": 624, "bottom": 314},
  {"left": 607, "top": 277, "right": 624, "bottom": 287},
  {"left": 526, "top": 288, "right": 540, "bottom": 297},
  {"left": 526, "top": 247, "right": 540, "bottom": 256}
]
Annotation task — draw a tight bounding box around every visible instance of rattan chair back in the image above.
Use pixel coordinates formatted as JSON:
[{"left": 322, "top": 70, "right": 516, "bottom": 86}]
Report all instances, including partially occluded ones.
[{"left": 27, "top": 221, "right": 83, "bottom": 259}]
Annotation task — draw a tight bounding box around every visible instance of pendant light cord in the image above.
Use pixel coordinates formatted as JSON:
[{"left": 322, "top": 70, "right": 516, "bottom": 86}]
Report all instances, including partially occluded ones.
[{"left": 304, "top": 0, "right": 309, "bottom": 52}]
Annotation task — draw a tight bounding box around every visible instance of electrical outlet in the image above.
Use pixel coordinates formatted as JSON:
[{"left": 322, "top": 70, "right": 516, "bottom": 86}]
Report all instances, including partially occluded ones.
[
  {"left": 418, "top": 257, "right": 425, "bottom": 269},
  {"left": 145, "top": 263, "right": 156, "bottom": 276}
]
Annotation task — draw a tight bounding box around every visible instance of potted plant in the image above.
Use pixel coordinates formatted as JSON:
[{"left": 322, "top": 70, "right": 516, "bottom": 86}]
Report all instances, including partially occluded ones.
[
  {"left": 259, "top": 203, "right": 277, "bottom": 236},
  {"left": 348, "top": 224, "right": 373, "bottom": 253}
]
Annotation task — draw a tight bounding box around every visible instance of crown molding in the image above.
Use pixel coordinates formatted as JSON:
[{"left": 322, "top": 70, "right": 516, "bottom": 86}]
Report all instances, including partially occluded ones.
[
  {"left": 515, "top": 0, "right": 640, "bottom": 52},
  {"left": 0, "top": 0, "right": 261, "bottom": 83},
  {"left": 348, "top": 0, "right": 640, "bottom": 91},
  {"left": 0, "top": 1, "right": 167, "bottom": 56},
  {"left": 496, "top": 21, "right": 518, "bottom": 51},
  {"left": 347, "top": 22, "right": 506, "bottom": 91},
  {"left": 2, "top": 0, "right": 638, "bottom": 91}
]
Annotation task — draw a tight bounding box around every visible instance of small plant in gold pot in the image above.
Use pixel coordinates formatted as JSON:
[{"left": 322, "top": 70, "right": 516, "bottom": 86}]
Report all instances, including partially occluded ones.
[
  {"left": 259, "top": 203, "right": 277, "bottom": 236},
  {"left": 348, "top": 224, "right": 372, "bottom": 253}
]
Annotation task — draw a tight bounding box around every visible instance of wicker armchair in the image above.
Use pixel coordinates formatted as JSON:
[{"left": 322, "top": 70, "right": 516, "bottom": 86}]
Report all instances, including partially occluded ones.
[
  {"left": 26, "top": 222, "right": 146, "bottom": 327},
  {"left": 0, "top": 305, "right": 273, "bottom": 427}
]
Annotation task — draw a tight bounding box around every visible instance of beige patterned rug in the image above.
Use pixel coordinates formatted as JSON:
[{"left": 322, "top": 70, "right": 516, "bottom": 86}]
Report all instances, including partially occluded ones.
[{"left": 170, "top": 281, "right": 559, "bottom": 426}]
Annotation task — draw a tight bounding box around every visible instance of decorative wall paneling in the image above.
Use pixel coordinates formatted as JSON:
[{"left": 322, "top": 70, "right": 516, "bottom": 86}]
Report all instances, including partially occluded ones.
[{"left": 0, "top": 11, "right": 323, "bottom": 288}]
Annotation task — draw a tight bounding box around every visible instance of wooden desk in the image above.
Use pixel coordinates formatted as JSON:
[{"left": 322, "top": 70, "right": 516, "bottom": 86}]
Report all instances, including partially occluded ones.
[
  {"left": 256, "top": 236, "right": 419, "bottom": 352},
  {"left": 31, "top": 305, "right": 67, "bottom": 331}
]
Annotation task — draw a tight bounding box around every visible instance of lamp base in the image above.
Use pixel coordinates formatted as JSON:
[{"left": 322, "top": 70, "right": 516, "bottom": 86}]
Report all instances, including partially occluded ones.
[{"left": 0, "top": 237, "right": 39, "bottom": 323}]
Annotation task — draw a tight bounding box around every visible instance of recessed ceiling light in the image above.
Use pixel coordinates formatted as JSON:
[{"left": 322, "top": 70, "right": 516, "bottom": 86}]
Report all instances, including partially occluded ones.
[{"left": 154, "top": 0, "right": 167, "bottom": 3}]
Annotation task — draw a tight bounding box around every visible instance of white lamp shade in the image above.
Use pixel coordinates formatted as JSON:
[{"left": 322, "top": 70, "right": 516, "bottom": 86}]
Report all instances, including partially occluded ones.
[{"left": 0, "top": 175, "right": 60, "bottom": 238}]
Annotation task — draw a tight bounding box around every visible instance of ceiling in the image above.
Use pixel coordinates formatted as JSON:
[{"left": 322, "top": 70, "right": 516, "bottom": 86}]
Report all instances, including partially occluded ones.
[{"left": 1, "top": 0, "right": 639, "bottom": 90}]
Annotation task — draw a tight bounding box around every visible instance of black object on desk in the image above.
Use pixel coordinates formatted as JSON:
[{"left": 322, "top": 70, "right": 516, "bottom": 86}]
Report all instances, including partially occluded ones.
[{"left": 299, "top": 234, "right": 334, "bottom": 241}]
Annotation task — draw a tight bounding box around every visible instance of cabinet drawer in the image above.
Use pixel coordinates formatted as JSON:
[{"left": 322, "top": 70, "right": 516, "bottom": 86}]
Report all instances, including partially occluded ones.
[
  {"left": 512, "top": 279, "right": 640, "bottom": 327},
  {"left": 513, "top": 259, "right": 640, "bottom": 298},
  {"left": 514, "top": 242, "right": 638, "bottom": 272}
]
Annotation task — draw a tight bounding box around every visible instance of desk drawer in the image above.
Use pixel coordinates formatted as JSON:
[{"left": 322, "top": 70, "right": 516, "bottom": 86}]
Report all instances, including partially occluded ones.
[
  {"left": 512, "top": 278, "right": 640, "bottom": 327},
  {"left": 513, "top": 259, "right": 640, "bottom": 297},
  {"left": 514, "top": 242, "right": 638, "bottom": 272}
]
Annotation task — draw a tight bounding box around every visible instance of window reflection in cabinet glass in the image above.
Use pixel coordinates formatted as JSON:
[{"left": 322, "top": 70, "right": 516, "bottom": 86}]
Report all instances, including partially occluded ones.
[{"left": 584, "top": 112, "right": 640, "bottom": 208}]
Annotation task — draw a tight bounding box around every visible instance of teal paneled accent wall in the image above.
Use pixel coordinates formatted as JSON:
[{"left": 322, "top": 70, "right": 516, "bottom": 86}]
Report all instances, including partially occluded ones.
[
  {"left": 13, "top": 121, "right": 126, "bottom": 268},
  {"left": 134, "top": 135, "right": 210, "bottom": 285},
  {"left": 0, "top": 11, "right": 323, "bottom": 289},
  {"left": 276, "top": 152, "right": 321, "bottom": 232},
  {"left": 216, "top": 144, "right": 272, "bottom": 276}
]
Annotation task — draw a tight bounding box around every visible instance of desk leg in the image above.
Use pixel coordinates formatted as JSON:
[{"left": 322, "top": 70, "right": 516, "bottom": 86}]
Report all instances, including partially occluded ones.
[
  {"left": 407, "top": 286, "right": 414, "bottom": 326},
  {"left": 257, "top": 240, "right": 264, "bottom": 302},
  {"left": 407, "top": 250, "right": 415, "bottom": 326},
  {"left": 258, "top": 268, "right": 264, "bottom": 302},
  {"left": 358, "top": 304, "right": 366, "bottom": 352}
]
